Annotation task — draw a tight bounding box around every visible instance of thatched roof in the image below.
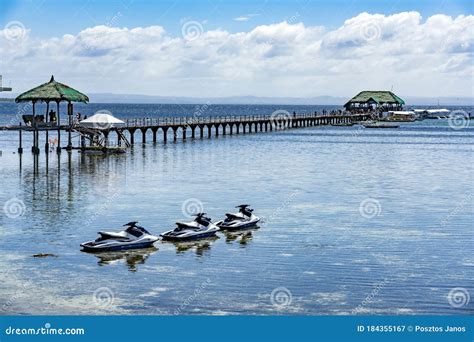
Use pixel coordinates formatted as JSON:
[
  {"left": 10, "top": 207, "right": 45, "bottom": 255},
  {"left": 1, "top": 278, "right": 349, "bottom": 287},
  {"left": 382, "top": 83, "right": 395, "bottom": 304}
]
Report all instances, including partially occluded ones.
[
  {"left": 15, "top": 76, "right": 89, "bottom": 103},
  {"left": 344, "top": 91, "right": 405, "bottom": 108}
]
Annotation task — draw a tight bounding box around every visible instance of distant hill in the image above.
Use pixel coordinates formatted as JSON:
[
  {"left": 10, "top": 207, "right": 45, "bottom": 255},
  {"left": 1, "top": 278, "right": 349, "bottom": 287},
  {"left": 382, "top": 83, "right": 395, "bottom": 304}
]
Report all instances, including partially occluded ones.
[
  {"left": 85, "top": 93, "right": 348, "bottom": 105},
  {"left": 1, "top": 93, "right": 472, "bottom": 106},
  {"left": 88, "top": 94, "right": 474, "bottom": 106}
]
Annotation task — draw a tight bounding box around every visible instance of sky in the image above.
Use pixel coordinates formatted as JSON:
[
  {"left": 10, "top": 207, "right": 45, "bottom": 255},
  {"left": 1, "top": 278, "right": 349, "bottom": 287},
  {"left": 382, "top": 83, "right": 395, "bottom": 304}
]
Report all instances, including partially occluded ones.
[{"left": 0, "top": 0, "right": 473, "bottom": 98}]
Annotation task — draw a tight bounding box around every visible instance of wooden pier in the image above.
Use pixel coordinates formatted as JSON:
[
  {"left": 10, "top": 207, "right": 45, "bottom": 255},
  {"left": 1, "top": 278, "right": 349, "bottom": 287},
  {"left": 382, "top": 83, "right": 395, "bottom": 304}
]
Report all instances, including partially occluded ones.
[{"left": 0, "top": 112, "right": 372, "bottom": 153}]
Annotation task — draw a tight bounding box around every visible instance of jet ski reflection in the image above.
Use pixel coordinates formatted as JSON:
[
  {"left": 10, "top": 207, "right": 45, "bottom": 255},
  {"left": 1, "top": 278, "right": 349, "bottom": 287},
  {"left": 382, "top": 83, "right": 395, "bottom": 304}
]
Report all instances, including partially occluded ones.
[
  {"left": 223, "top": 228, "right": 257, "bottom": 245},
  {"left": 164, "top": 236, "right": 219, "bottom": 256},
  {"left": 92, "top": 247, "right": 158, "bottom": 272}
]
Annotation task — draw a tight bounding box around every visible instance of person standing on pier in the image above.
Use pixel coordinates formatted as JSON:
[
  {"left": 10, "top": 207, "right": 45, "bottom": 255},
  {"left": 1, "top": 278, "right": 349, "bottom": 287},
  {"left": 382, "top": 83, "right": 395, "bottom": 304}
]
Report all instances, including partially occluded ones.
[{"left": 49, "top": 110, "right": 57, "bottom": 124}]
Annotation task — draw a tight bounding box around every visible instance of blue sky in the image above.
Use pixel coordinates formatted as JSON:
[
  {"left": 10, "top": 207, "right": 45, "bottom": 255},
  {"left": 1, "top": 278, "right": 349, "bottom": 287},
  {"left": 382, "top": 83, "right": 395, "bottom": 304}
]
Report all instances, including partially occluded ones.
[
  {"left": 1, "top": 0, "right": 472, "bottom": 38},
  {"left": 1, "top": 0, "right": 473, "bottom": 98}
]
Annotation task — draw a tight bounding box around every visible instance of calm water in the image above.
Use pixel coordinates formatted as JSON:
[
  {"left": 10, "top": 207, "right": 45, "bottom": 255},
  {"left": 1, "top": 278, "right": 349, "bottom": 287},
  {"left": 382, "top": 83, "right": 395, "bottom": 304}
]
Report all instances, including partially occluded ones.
[{"left": 0, "top": 103, "right": 473, "bottom": 315}]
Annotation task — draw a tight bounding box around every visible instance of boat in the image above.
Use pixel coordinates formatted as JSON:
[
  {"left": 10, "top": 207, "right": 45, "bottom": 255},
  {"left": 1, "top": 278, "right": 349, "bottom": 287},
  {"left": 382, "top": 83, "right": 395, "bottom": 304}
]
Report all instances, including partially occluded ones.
[
  {"left": 331, "top": 122, "right": 354, "bottom": 127},
  {"left": 362, "top": 121, "right": 400, "bottom": 129},
  {"left": 414, "top": 109, "right": 450, "bottom": 119},
  {"left": 80, "top": 221, "right": 159, "bottom": 252},
  {"left": 79, "top": 146, "right": 127, "bottom": 154},
  {"left": 215, "top": 205, "right": 260, "bottom": 230},
  {"left": 160, "top": 213, "right": 220, "bottom": 241},
  {"left": 385, "top": 111, "right": 417, "bottom": 122}
]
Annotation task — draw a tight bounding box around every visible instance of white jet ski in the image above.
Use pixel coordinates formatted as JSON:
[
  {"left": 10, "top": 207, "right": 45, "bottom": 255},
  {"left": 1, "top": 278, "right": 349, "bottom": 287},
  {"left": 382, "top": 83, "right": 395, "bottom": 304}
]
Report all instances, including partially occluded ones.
[
  {"left": 80, "top": 221, "right": 159, "bottom": 252},
  {"left": 160, "top": 213, "right": 220, "bottom": 241},
  {"left": 215, "top": 205, "right": 260, "bottom": 230}
]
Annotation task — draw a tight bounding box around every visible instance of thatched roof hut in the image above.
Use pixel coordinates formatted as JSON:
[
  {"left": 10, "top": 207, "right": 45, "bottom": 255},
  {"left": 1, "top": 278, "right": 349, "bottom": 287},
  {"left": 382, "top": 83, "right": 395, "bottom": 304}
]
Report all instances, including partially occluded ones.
[
  {"left": 344, "top": 91, "right": 405, "bottom": 112},
  {"left": 15, "top": 75, "right": 88, "bottom": 103},
  {"left": 15, "top": 76, "right": 89, "bottom": 152}
]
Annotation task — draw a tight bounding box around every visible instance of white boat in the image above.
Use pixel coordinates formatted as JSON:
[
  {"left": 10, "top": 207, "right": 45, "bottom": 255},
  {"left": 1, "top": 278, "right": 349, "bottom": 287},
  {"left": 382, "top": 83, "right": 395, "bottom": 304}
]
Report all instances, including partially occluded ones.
[
  {"left": 362, "top": 121, "right": 399, "bottom": 129},
  {"left": 414, "top": 109, "right": 451, "bottom": 119},
  {"left": 386, "top": 111, "right": 417, "bottom": 122}
]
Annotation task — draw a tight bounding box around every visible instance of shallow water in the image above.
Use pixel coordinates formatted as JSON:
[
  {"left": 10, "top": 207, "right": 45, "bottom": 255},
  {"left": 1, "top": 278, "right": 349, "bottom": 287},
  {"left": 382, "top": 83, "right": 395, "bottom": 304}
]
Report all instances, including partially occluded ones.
[{"left": 0, "top": 103, "right": 473, "bottom": 315}]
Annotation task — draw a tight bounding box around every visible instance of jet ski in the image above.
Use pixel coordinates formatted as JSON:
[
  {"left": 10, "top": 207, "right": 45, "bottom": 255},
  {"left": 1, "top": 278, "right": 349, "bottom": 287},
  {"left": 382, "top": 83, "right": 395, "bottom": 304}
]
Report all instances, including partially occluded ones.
[
  {"left": 80, "top": 221, "right": 159, "bottom": 252},
  {"left": 215, "top": 205, "right": 260, "bottom": 230},
  {"left": 160, "top": 213, "right": 220, "bottom": 241}
]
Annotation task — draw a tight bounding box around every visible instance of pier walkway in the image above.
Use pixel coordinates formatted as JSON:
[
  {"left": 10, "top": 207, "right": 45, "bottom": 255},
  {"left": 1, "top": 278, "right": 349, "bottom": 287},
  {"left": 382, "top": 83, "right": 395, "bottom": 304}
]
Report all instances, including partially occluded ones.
[{"left": 0, "top": 112, "right": 372, "bottom": 153}]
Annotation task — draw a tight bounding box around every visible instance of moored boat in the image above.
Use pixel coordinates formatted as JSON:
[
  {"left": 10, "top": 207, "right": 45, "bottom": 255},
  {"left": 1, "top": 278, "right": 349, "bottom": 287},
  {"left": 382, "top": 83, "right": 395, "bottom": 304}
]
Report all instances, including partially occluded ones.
[{"left": 362, "top": 121, "right": 400, "bottom": 128}]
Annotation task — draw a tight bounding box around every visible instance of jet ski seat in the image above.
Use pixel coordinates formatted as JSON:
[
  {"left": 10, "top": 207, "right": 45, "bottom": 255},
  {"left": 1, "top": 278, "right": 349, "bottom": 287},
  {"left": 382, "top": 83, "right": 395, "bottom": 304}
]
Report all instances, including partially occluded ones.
[{"left": 242, "top": 209, "right": 253, "bottom": 217}]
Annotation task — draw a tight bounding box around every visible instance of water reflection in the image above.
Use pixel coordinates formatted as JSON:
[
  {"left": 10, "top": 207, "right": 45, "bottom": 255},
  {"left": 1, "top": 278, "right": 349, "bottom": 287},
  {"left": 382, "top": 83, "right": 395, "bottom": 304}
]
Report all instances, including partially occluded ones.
[
  {"left": 163, "top": 236, "right": 219, "bottom": 256},
  {"left": 223, "top": 227, "right": 259, "bottom": 246},
  {"left": 84, "top": 247, "right": 158, "bottom": 272}
]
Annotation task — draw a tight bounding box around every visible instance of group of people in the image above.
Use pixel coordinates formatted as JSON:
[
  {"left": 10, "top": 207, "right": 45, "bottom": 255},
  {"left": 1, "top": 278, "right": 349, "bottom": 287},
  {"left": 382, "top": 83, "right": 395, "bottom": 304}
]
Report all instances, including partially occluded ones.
[
  {"left": 23, "top": 110, "right": 88, "bottom": 126},
  {"left": 50, "top": 110, "right": 87, "bottom": 124}
]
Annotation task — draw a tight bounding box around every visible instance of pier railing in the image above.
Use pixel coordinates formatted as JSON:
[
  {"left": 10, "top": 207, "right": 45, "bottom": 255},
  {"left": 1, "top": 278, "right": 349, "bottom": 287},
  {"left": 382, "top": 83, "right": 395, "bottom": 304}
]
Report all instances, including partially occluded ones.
[
  {"left": 1, "top": 112, "right": 369, "bottom": 131},
  {"left": 123, "top": 113, "right": 353, "bottom": 127}
]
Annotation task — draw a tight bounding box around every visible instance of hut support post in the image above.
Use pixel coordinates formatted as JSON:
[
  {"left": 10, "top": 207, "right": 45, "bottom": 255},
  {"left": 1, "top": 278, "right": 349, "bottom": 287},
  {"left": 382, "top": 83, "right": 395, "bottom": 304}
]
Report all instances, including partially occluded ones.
[
  {"left": 31, "top": 101, "right": 38, "bottom": 154},
  {"left": 18, "top": 123, "right": 23, "bottom": 154},
  {"left": 45, "top": 102, "right": 49, "bottom": 151},
  {"left": 36, "top": 130, "right": 40, "bottom": 154},
  {"left": 66, "top": 102, "right": 73, "bottom": 151},
  {"left": 56, "top": 101, "right": 61, "bottom": 153}
]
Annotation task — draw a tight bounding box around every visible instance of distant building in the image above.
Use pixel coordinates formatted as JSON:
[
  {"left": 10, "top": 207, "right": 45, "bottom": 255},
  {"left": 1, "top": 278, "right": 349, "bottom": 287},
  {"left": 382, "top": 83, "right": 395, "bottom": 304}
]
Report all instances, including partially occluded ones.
[{"left": 344, "top": 91, "right": 405, "bottom": 113}]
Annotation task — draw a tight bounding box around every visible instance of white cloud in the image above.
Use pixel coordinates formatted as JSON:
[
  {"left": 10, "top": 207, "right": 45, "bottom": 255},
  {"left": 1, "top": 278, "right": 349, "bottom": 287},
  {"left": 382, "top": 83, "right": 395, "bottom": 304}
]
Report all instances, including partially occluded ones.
[
  {"left": 234, "top": 16, "right": 250, "bottom": 22},
  {"left": 233, "top": 13, "right": 259, "bottom": 22},
  {"left": 1, "top": 12, "right": 473, "bottom": 98}
]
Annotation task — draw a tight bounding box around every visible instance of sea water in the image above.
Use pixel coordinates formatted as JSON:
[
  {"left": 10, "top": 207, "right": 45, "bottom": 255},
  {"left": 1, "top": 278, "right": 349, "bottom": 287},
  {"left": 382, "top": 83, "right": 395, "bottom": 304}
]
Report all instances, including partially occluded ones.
[{"left": 0, "top": 103, "right": 472, "bottom": 315}]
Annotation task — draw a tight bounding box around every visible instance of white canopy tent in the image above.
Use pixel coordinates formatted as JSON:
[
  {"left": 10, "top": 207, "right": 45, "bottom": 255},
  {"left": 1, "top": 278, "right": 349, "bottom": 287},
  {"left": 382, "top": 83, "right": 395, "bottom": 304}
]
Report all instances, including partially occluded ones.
[
  {"left": 75, "top": 112, "right": 130, "bottom": 152},
  {"left": 79, "top": 113, "right": 125, "bottom": 130}
]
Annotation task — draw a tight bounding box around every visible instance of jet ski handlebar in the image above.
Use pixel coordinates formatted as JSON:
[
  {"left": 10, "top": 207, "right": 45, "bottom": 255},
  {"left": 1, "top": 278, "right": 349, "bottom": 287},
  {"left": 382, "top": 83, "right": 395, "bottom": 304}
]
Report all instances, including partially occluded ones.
[
  {"left": 193, "top": 212, "right": 212, "bottom": 223},
  {"left": 236, "top": 205, "right": 253, "bottom": 213}
]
